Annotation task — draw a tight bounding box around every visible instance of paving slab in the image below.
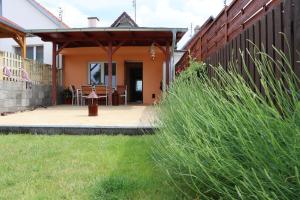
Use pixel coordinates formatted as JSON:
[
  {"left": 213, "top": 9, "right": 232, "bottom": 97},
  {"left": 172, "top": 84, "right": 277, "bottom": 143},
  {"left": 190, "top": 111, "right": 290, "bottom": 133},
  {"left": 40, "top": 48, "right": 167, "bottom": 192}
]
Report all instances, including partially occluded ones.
[{"left": 0, "top": 105, "right": 157, "bottom": 134}]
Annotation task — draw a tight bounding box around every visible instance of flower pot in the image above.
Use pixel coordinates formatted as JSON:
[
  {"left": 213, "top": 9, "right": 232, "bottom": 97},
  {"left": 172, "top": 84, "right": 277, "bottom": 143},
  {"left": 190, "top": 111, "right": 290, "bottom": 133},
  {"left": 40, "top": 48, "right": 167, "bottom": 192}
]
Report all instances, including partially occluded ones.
[
  {"left": 64, "top": 98, "right": 72, "bottom": 104},
  {"left": 88, "top": 103, "right": 98, "bottom": 116}
]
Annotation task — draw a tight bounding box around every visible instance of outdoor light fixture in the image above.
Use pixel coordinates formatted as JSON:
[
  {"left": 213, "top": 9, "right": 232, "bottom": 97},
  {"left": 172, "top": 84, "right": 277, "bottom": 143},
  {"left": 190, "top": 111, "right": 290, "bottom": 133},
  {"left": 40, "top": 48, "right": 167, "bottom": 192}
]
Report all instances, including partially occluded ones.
[{"left": 150, "top": 43, "right": 156, "bottom": 61}]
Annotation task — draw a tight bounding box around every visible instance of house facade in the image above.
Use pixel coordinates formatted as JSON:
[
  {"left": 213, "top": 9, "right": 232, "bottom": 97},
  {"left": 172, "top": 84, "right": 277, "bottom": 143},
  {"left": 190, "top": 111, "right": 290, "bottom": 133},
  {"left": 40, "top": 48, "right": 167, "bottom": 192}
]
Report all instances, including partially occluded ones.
[{"left": 0, "top": 0, "right": 68, "bottom": 65}]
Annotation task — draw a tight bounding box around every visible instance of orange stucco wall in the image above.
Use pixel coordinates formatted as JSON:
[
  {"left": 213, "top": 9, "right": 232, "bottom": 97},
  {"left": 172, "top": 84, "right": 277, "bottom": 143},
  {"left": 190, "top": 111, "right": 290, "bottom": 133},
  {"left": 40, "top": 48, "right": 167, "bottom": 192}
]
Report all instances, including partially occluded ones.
[{"left": 61, "top": 47, "right": 165, "bottom": 105}]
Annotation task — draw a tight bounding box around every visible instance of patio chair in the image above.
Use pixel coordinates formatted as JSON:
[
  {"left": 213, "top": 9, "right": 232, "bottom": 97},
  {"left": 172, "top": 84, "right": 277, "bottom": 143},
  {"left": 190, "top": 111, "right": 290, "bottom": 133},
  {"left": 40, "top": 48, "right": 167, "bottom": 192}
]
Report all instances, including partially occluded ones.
[
  {"left": 69, "top": 85, "right": 79, "bottom": 105},
  {"left": 95, "top": 85, "right": 108, "bottom": 106},
  {"left": 117, "top": 85, "right": 127, "bottom": 105},
  {"left": 81, "top": 85, "right": 93, "bottom": 106}
]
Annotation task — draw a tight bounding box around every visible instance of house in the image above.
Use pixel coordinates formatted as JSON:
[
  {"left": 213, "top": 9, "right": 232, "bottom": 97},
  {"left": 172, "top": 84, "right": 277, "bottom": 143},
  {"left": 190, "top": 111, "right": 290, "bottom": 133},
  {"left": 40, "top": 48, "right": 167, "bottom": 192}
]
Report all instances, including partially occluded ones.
[
  {"left": 0, "top": 0, "right": 68, "bottom": 65},
  {"left": 29, "top": 12, "right": 187, "bottom": 105}
]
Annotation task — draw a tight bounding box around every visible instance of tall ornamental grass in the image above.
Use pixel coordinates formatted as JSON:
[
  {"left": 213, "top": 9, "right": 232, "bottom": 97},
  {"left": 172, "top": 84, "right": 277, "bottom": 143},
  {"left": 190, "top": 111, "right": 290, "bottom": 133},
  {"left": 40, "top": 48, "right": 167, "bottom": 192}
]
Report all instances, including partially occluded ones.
[{"left": 153, "top": 47, "right": 300, "bottom": 199}]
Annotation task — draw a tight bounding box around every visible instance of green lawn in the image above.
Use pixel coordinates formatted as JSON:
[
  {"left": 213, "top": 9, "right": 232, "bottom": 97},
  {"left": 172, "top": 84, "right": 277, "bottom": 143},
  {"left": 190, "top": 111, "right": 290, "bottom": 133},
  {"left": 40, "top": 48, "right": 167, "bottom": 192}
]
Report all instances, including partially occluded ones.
[{"left": 0, "top": 135, "right": 179, "bottom": 200}]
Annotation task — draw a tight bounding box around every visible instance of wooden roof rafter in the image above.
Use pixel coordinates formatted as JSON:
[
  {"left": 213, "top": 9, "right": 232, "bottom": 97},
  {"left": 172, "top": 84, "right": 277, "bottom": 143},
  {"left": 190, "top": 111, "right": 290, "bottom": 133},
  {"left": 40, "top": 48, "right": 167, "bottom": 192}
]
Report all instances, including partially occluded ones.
[{"left": 0, "top": 17, "right": 26, "bottom": 59}]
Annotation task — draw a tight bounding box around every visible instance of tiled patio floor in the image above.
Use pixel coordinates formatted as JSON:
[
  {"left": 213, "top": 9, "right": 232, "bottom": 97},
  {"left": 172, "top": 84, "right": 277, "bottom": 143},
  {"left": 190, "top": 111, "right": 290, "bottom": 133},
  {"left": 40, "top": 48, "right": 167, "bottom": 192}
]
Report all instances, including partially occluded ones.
[{"left": 0, "top": 105, "right": 156, "bottom": 127}]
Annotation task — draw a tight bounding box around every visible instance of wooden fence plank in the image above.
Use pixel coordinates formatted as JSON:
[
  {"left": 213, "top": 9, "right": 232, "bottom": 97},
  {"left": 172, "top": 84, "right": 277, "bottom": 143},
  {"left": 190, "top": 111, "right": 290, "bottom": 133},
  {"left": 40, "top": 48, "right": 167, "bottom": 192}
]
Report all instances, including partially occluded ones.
[
  {"left": 274, "top": 3, "right": 284, "bottom": 79},
  {"left": 293, "top": 0, "right": 300, "bottom": 78},
  {"left": 237, "top": 34, "right": 242, "bottom": 72},
  {"left": 267, "top": 10, "right": 275, "bottom": 76},
  {"left": 240, "top": 31, "right": 246, "bottom": 76},
  {"left": 248, "top": 25, "right": 255, "bottom": 85},
  {"left": 254, "top": 21, "right": 262, "bottom": 90},
  {"left": 283, "top": 0, "right": 293, "bottom": 65}
]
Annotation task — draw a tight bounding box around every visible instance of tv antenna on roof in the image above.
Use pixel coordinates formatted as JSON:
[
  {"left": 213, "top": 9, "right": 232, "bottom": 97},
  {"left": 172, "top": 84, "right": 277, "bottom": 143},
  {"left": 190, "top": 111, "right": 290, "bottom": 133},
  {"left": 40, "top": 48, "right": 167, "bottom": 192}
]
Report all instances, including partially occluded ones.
[
  {"left": 132, "top": 0, "right": 137, "bottom": 22},
  {"left": 58, "top": 7, "right": 63, "bottom": 21},
  {"left": 224, "top": 0, "right": 227, "bottom": 6}
]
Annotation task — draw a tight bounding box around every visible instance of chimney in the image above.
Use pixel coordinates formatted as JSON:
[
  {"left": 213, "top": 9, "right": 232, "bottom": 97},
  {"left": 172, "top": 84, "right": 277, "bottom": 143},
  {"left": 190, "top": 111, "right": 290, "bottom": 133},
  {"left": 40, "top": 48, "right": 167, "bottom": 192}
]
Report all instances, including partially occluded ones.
[
  {"left": 194, "top": 25, "right": 200, "bottom": 34},
  {"left": 88, "top": 17, "right": 99, "bottom": 27}
]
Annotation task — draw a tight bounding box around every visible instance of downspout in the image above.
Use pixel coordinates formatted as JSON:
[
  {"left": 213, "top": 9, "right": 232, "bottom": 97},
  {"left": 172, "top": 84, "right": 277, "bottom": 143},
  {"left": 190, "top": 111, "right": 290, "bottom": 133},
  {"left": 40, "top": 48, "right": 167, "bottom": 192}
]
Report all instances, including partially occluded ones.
[{"left": 170, "top": 29, "right": 177, "bottom": 83}]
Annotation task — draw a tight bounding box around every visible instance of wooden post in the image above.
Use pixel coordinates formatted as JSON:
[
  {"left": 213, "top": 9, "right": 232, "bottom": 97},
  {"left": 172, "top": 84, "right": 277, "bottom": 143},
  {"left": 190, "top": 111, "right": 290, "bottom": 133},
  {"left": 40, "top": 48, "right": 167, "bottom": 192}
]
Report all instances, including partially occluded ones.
[
  {"left": 108, "top": 42, "right": 113, "bottom": 105},
  {"left": 52, "top": 42, "right": 57, "bottom": 105},
  {"left": 21, "top": 36, "right": 26, "bottom": 61}
]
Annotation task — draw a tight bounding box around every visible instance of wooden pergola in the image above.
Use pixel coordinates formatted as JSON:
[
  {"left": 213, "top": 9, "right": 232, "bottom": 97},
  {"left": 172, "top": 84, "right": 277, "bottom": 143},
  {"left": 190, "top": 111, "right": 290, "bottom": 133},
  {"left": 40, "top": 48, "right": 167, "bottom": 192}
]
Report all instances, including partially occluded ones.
[
  {"left": 28, "top": 27, "right": 187, "bottom": 105},
  {"left": 0, "top": 16, "right": 26, "bottom": 59}
]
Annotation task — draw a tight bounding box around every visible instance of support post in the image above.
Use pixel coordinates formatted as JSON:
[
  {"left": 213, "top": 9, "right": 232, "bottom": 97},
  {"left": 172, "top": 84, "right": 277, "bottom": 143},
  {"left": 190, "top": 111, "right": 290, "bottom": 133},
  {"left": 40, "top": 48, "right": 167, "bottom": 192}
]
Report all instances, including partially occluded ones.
[
  {"left": 170, "top": 29, "right": 177, "bottom": 82},
  {"left": 108, "top": 42, "right": 113, "bottom": 105},
  {"left": 162, "top": 62, "right": 166, "bottom": 92},
  {"left": 52, "top": 42, "right": 57, "bottom": 105},
  {"left": 13, "top": 34, "right": 26, "bottom": 61},
  {"left": 165, "top": 44, "right": 170, "bottom": 86},
  {"left": 21, "top": 36, "right": 26, "bottom": 61}
]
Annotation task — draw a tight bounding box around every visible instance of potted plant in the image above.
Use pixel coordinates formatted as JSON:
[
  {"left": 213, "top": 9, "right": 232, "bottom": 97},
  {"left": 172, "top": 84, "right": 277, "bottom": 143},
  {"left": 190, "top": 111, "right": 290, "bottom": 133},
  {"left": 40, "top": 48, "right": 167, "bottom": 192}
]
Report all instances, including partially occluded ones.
[{"left": 62, "top": 88, "right": 72, "bottom": 104}]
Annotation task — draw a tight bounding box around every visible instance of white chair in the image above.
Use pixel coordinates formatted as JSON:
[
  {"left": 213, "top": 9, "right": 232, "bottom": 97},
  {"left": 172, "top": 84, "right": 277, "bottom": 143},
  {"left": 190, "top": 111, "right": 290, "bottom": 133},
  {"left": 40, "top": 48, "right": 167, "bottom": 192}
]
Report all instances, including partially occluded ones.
[
  {"left": 69, "top": 85, "right": 77, "bottom": 105},
  {"left": 81, "top": 85, "right": 93, "bottom": 106},
  {"left": 95, "top": 85, "right": 108, "bottom": 106},
  {"left": 117, "top": 85, "right": 127, "bottom": 105}
]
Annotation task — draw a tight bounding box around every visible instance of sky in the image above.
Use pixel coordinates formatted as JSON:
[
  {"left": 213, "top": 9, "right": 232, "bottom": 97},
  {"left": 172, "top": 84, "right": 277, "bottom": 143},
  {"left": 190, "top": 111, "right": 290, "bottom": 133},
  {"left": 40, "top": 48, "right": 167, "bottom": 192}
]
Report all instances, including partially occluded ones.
[{"left": 38, "top": 0, "right": 233, "bottom": 48}]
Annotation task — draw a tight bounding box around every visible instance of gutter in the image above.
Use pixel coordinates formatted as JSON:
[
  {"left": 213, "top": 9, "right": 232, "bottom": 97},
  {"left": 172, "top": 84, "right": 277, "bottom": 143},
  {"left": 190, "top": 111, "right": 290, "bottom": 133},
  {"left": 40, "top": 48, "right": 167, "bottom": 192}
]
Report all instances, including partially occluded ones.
[{"left": 25, "top": 27, "right": 188, "bottom": 34}]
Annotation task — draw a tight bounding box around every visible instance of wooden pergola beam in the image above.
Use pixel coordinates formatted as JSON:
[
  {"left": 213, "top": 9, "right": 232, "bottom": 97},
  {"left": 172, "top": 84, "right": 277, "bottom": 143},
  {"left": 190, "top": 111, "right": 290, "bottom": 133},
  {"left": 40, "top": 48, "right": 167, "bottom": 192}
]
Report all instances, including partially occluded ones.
[
  {"left": 95, "top": 41, "right": 108, "bottom": 53},
  {"left": 153, "top": 42, "right": 167, "bottom": 55},
  {"left": 41, "top": 37, "right": 172, "bottom": 43},
  {"left": 56, "top": 41, "right": 71, "bottom": 55},
  {"left": 13, "top": 33, "right": 26, "bottom": 59},
  {"left": 112, "top": 40, "right": 126, "bottom": 55},
  {"left": 0, "top": 22, "right": 26, "bottom": 59}
]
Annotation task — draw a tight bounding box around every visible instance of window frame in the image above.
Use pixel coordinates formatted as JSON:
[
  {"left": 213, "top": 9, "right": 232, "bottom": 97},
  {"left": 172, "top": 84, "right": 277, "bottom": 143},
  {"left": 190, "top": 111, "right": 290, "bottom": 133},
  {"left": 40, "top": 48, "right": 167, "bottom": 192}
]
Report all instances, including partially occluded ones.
[
  {"left": 14, "top": 45, "right": 44, "bottom": 62},
  {"left": 87, "top": 61, "right": 117, "bottom": 87}
]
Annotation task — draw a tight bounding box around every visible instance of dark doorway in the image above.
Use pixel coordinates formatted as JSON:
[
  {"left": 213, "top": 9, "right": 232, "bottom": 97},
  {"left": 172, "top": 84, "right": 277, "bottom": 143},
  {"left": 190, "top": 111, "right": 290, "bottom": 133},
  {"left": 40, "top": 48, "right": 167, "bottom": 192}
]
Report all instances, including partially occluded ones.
[{"left": 125, "top": 62, "right": 143, "bottom": 103}]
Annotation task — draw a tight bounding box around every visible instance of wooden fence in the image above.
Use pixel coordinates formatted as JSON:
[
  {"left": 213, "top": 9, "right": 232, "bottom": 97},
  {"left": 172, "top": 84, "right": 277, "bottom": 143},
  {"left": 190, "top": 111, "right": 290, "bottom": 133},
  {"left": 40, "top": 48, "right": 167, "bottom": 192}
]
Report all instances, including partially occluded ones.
[
  {"left": 177, "top": 0, "right": 300, "bottom": 82},
  {"left": 0, "top": 51, "right": 62, "bottom": 85}
]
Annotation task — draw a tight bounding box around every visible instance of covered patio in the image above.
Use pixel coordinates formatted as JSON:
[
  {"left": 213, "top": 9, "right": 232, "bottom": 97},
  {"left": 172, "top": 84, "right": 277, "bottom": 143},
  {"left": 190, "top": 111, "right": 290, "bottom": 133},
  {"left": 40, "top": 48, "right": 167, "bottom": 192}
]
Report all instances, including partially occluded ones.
[{"left": 27, "top": 16, "right": 187, "bottom": 105}]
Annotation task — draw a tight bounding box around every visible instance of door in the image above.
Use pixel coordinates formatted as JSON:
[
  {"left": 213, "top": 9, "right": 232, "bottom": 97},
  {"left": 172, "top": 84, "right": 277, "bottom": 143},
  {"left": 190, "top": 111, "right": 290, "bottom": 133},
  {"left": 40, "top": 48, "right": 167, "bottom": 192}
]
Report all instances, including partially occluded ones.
[{"left": 125, "top": 62, "right": 143, "bottom": 103}]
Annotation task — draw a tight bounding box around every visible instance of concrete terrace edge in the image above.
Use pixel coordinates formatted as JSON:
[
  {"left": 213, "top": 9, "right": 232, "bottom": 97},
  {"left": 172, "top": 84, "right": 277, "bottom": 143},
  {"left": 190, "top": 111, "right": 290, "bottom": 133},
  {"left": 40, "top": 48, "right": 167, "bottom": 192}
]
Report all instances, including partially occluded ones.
[{"left": 0, "top": 125, "right": 158, "bottom": 135}]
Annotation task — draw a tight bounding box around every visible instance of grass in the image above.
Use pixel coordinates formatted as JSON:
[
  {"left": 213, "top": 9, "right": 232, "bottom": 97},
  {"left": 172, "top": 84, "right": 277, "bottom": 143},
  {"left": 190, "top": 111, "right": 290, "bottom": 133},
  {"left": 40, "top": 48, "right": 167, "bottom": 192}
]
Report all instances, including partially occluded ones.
[
  {"left": 0, "top": 135, "right": 180, "bottom": 200},
  {"left": 153, "top": 47, "right": 300, "bottom": 199}
]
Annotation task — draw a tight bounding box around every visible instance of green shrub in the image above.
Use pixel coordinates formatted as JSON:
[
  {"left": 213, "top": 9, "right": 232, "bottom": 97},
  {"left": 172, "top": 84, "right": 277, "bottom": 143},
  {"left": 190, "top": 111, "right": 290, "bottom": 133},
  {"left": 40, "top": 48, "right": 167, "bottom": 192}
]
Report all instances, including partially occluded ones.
[{"left": 153, "top": 48, "right": 300, "bottom": 199}]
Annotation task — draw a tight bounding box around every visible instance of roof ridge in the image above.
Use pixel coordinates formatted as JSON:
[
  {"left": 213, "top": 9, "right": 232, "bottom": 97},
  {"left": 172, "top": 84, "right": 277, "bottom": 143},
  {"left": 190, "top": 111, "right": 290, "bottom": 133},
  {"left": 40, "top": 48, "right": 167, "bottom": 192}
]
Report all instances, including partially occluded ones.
[
  {"left": 111, "top": 11, "right": 138, "bottom": 28},
  {"left": 26, "top": 0, "right": 69, "bottom": 28}
]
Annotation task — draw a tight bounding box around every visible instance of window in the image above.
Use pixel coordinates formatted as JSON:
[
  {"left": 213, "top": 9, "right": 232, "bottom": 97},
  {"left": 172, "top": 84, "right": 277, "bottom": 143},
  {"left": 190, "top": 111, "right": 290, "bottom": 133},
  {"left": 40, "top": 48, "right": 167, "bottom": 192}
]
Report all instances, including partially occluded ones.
[
  {"left": 36, "top": 46, "right": 44, "bottom": 62},
  {"left": 14, "top": 45, "right": 44, "bottom": 62},
  {"left": 26, "top": 47, "right": 34, "bottom": 60},
  {"left": 15, "top": 47, "right": 21, "bottom": 57},
  {"left": 136, "top": 80, "right": 142, "bottom": 92},
  {"left": 88, "top": 62, "right": 116, "bottom": 88}
]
